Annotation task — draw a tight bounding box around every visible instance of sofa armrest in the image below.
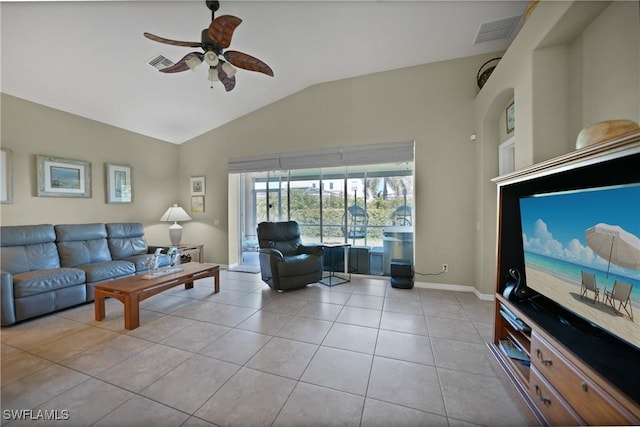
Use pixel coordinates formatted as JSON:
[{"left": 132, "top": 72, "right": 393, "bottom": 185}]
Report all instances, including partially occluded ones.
[
  {"left": 299, "top": 244, "right": 323, "bottom": 257},
  {"left": 258, "top": 248, "right": 284, "bottom": 289},
  {"left": 1, "top": 271, "right": 16, "bottom": 326},
  {"left": 258, "top": 248, "right": 284, "bottom": 260}
]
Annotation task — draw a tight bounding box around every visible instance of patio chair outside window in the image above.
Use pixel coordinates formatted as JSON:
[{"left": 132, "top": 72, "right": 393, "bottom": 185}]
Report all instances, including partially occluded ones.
[
  {"left": 342, "top": 205, "right": 368, "bottom": 242},
  {"left": 604, "top": 280, "right": 634, "bottom": 321},
  {"left": 391, "top": 205, "right": 412, "bottom": 226}
]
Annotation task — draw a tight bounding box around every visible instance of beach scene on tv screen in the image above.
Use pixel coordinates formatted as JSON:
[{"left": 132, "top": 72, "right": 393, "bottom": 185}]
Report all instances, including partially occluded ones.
[{"left": 519, "top": 184, "right": 640, "bottom": 349}]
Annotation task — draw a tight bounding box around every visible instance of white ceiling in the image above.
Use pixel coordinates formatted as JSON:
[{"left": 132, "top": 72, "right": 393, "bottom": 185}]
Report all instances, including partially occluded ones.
[{"left": 1, "top": 1, "right": 528, "bottom": 144}]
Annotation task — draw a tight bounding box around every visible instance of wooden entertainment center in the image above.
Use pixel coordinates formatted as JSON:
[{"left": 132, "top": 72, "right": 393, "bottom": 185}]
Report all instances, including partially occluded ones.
[{"left": 489, "top": 131, "right": 640, "bottom": 426}]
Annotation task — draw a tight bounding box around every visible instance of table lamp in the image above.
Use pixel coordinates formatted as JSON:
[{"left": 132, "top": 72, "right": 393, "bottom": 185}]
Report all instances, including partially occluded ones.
[{"left": 160, "top": 204, "right": 192, "bottom": 245}]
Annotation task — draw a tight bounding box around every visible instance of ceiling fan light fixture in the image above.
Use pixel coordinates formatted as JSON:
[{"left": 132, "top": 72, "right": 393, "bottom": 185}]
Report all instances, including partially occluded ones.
[
  {"left": 144, "top": 1, "right": 273, "bottom": 90},
  {"left": 185, "top": 56, "right": 202, "bottom": 70},
  {"left": 208, "top": 67, "right": 220, "bottom": 82},
  {"left": 204, "top": 51, "right": 219, "bottom": 67},
  {"left": 221, "top": 61, "right": 236, "bottom": 77}
]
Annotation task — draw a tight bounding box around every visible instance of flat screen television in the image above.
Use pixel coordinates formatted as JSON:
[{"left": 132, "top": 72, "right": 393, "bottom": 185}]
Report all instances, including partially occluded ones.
[{"left": 519, "top": 183, "right": 640, "bottom": 349}]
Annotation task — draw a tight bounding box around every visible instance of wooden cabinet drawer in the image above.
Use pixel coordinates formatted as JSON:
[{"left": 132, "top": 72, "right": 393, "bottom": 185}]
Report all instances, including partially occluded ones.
[
  {"left": 531, "top": 331, "right": 636, "bottom": 425},
  {"left": 530, "top": 367, "right": 582, "bottom": 426}
]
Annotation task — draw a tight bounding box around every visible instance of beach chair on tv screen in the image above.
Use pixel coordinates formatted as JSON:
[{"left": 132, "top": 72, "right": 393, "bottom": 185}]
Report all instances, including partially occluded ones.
[
  {"left": 604, "top": 280, "right": 634, "bottom": 321},
  {"left": 580, "top": 271, "right": 600, "bottom": 303}
]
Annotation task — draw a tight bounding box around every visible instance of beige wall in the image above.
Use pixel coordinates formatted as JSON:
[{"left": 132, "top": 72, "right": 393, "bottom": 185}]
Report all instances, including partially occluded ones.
[
  {"left": 576, "top": 1, "right": 640, "bottom": 131},
  {"left": 474, "top": 0, "right": 640, "bottom": 294},
  {"left": 179, "top": 52, "right": 501, "bottom": 286},
  {"left": 3, "top": 1, "right": 634, "bottom": 294},
  {"left": 0, "top": 94, "right": 179, "bottom": 245}
]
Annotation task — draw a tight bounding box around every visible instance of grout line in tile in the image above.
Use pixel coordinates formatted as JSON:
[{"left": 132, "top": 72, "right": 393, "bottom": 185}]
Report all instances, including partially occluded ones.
[{"left": 2, "top": 272, "right": 513, "bottom": 427}]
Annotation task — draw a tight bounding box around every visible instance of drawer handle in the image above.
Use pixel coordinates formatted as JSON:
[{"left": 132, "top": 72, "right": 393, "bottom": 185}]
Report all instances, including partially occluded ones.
[
  {"left": 534, "top": 385, "right": 552, "bottom": 406},
  {"left": 535, "top": 349, "right": 553, "bottom": 366},
  {"left": 581, "top": 382, "right": 588, "bottom": 392}
]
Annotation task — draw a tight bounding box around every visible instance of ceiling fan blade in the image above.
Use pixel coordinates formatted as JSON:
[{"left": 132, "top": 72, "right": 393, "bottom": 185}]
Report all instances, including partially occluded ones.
[
  {"left": 218, "top": 66, "right": 236, "bottom": 92},
  {"left": 207, "top": 15, "right": 242, "bottom": 49},
  {"left": 144, "top": 32, "right": 201, "bottom": 48},
  {"left": 159, "top": 52, "right": 204, "bottom": 73},
  {"left": 224, "top": 51, "right": 274, "bottom": 77}
]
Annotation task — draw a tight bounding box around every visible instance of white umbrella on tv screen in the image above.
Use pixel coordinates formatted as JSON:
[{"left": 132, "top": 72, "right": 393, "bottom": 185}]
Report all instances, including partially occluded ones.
[{"left": 585, "top": 223, "right": 640, "bottom": 277}]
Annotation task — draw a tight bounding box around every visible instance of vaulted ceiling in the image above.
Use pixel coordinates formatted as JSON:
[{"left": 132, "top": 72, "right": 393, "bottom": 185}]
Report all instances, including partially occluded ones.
[{"left": 1, "top": 1, "right": 528, "bottom": 144}]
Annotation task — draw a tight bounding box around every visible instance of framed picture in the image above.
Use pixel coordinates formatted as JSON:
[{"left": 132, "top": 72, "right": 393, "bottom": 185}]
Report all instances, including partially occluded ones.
[
  {"left": 106, "top": 163, "right": 133, "bottom": 203},
  {"left": 191, "top": 195, "right": 204, "bottom": 213},
  {"left": 506, "top": 101, "right": 515, "bottom": 134},
  {"left": 37, "top": 155, "right": 91, "bottom": 198},
  {"left": 1, "top": 148, "right": 13, "bottom": 204},
  {"left": 190, "top": 176, "right": 205, "bottom": 195}
]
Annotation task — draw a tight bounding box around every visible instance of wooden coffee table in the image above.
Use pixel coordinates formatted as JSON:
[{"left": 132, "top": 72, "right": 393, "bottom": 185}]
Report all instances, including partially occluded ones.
[{"left": 94, "top": 262, "right": 219, "bottom": 330}]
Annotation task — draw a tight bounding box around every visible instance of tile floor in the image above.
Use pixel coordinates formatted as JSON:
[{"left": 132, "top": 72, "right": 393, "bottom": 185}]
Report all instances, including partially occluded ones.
[{"left": 1, "top": 270, "right": 534, "bottom": 427}]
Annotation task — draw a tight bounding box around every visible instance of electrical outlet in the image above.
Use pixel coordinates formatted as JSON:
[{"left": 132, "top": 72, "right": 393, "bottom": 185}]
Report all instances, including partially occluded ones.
[{"left": 442, "top": 264, "right": 449, "bottom": 272}]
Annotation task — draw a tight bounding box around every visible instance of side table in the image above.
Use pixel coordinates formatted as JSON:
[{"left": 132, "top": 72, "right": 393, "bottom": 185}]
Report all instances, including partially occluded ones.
[
  {"left": 320, "top": 243, "right": 351, "bottom": 287},
  {"left": 176, "top": 243, "right": 204, "bottom": 263}
]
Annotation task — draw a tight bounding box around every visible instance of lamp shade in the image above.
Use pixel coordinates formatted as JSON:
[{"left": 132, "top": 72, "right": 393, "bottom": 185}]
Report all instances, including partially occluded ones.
[{"left": 160, "top": 204, "right": 192, "bottom": 223}]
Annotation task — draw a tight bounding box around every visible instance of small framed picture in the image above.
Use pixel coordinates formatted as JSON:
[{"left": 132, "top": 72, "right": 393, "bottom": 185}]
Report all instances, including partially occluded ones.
[
  {"left": 37, "top": 155, "right": 91, "bottom": 198},
  {"left": 106, "top": 163, "right": 133, "bottom": 203},
  {"left": 190, "top": 176, "right": 205, "bottom": 196},
  {"left": 1, "top": 148, "right": 13, "bottom": 204},
  {"left": 191, "top": 195, "right": 204, "bottom": 213},
  {"left": 506, "top": 101, "right": 515, "bottom": 134}
]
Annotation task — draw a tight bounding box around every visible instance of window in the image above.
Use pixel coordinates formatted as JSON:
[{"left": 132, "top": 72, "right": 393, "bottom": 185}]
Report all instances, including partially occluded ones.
[{"left": 499, "top": 137, "right": 515, "bottom": 175}]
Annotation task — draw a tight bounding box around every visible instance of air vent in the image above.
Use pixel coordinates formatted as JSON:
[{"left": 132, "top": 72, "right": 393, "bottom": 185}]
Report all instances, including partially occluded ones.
[
  {"left": 474, "top": 15, "right": 522, "bottom": 44},
  {"left": 147, "top": 54, "right": 175, "bottom": 70}
]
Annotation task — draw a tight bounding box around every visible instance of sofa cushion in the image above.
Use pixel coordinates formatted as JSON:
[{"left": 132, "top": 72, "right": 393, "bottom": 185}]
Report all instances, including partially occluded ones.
[
  {"left": 0, "top": 224, "right": 61, "bottom": 274},
  {"left": 1, "top": 242, "right": 61, "bottom": 274},
  {"left": 14, "top": 284, "right": 87, "bottom": 322},
  {"left": 106, "top": 223, "right": 149, "bottom": 259},
  {"left": 13, "top": 268, "right": 86, "bottom": 298},
  {"left": 76, "top": 260, "right": 135, "bottom": 283},
  {"left": 1, "top": 224, "right": 56, "bottom": 246},
  {"left": 108, "top": 237, "right": 148, "bottom": 259},
  {"left": 55, "top": 223, "right": 108, "bottom": 241},
  {"left": 57, "top": 240, "right": 112, "bottom": 267},
  {"left": 55, "top": 224, "right": 112, "bottom": 267},
  {"left": 105, "top": 222, "right": 144, "bottom": 239}
]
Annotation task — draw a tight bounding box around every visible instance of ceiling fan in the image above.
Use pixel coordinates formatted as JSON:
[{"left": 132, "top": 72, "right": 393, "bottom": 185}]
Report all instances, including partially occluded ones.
[{"left": 144, "top": 0, "right": 273, "bottom": 91}]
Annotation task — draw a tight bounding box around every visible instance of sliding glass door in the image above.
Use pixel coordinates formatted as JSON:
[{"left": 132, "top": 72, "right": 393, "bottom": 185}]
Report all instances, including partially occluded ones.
[
  {"left": 236, "top": 162, "right": 414, "bottom": 276},
  {"left": 288, "top": 169, "right": 322, "bottom": 243},
  {"left": 266, "top": 171, "right": 288, "bottom": 222},
  {"left": 319, "top": 167, "right": 346, "bottom": 244}
]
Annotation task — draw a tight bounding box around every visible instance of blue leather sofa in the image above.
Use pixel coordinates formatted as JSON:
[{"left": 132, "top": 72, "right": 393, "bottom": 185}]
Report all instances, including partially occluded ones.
[{"left": 0, "top": 222, "right": 169, "bottom": 326}]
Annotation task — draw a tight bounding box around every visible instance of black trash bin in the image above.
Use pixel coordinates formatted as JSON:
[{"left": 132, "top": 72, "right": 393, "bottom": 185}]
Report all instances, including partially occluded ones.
[{"left": 390, "top": 259, "right": 414, "bottom": 289}]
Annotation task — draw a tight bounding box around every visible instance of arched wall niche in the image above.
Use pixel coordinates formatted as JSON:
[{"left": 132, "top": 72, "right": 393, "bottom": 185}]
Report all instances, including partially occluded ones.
[{"left": 473, "top": 87, "right": 515, "bottom": 295}]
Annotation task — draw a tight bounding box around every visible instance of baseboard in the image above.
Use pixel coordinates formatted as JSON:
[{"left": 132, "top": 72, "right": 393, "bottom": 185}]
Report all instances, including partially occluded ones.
[
  {"left": 412, "top": 280, "right": 494, "bottom": 301},
  {"left": 224, "top": 268, "right": 494, "bottom": 300},
  {"left": 350, "top": 273, "right": 493, "bottom": 301}
]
